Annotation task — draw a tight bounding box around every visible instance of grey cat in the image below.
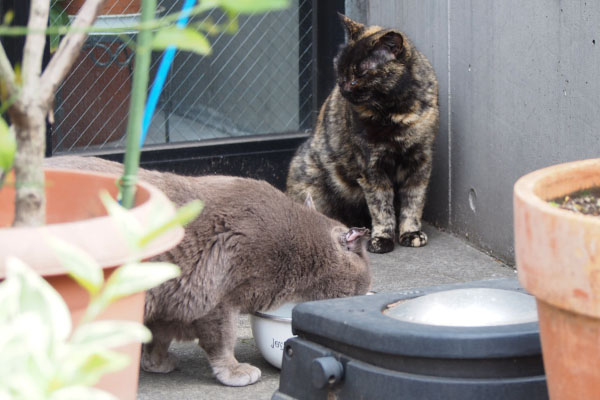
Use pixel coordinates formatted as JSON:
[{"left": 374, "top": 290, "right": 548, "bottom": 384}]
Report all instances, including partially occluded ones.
[{"left": 45, "top": 156, "right": 371, "bottom": 387}]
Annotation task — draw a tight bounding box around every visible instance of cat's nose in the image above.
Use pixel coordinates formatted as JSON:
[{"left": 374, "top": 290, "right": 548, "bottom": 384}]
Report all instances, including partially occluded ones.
[
  {"left": 341, "top": 80, "right": 356, "bottom": 94},
  {"left": 340, "top": 82, "right": 349, "bottom": 93}
]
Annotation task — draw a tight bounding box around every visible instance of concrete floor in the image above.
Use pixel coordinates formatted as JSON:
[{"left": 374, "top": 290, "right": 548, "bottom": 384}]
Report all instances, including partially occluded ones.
[{"left": 137, "top": 223, "right": 516, "bottom": 400}]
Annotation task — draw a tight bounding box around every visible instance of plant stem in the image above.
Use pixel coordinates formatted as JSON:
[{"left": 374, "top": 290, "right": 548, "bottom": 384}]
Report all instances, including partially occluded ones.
[
  {"left": 10, "top": 0, "right": 50, "bottom": 226},
  {"left": 120, "top": 0, "right": 157, "bottom": 209},
  {"left": 9, "top": 0, "right": 105, "bottom": 226},
  {"left": 40, "top": 0, "right": 107, "bottom": 104}
]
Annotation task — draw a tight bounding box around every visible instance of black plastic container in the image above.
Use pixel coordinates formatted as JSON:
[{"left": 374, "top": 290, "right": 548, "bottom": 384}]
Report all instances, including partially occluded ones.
[{"left": 273, "top": 278, "right": 548, "bottom": 400}]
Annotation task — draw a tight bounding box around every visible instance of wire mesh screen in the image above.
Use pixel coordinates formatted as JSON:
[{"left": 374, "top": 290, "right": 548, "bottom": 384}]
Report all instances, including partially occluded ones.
[{"left": 51, "top": 0, "right": 313, "bottom": 154}]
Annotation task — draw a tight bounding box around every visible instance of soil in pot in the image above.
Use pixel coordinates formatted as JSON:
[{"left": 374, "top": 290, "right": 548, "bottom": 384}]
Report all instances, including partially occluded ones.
[{"left": 550, "top": 187, "right": 600, "bottom": 216}]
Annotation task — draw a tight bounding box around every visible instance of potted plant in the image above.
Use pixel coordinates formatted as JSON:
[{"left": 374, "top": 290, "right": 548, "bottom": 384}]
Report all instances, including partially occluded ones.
[
  {"left": 0, "top": 195, "right": 188, "bottom": 400},
  {"left": 0, "top": 0, "right": 287, "bottom": 398},
  {"left": 0, "top": 168, "right": 193, "bottom": 398},
  {"left": 514, "top": 158, "right": 600, "bottom": 400}
]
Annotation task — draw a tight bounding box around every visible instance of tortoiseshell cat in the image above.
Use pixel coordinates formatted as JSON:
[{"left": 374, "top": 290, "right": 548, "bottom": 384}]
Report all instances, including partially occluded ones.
[
  {"left": 45, "top": 156, "right": 371, "bottom": 387},
  {"left": 287, "top": 15, "right": 439, "bottom": 254}
]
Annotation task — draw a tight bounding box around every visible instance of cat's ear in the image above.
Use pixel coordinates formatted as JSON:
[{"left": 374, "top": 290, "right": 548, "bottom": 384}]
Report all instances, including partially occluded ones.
[
  {"left": 338, "top": 13, "right": 365, "bottom": 42},
  {"left": 376, "top": 31, "right": 404, "bottom": 58},
  {"left": 304, "top": 192, "right": 316, "bottom": 211},
  {"left": 340, "top": 227, "right": 370, "bottom": 253}
]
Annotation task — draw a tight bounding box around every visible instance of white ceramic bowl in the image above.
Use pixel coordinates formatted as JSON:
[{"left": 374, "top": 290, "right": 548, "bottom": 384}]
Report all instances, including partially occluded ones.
[{"left": 250, "top": 302, "right": 297, "bottom": 369}]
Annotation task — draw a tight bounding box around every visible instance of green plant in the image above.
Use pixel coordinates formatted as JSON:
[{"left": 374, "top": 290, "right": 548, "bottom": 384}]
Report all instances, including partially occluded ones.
[
  {"left": 0, "top": 193, "right": 203, "bottom": 400},
  {"left": 0, "top": 0, "right": 289, "bottom": 225}
]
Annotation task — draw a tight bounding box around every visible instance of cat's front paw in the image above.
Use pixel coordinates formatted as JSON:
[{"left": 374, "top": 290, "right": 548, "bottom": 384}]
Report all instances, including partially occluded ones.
[
  {"left": 214, "top": 363, "right": 261, "bottom": 387},
  {"left": 399, "top": 231, "right": 428, "bottom": 247},
  {"left": 141, "top": 351, "right": 177, "bottom": 373},
  {"left": 367, "top": 237, "right": 395, "bottom": 253}
]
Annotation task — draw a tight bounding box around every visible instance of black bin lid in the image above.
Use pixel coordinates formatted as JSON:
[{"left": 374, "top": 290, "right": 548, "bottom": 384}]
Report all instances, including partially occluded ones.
[{"left": 291, "top": 278, "right": 543, "bottom": 379}]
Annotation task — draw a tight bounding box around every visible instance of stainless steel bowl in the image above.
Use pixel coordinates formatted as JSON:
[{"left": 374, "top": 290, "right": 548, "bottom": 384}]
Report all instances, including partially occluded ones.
[
  {"left": 251, "top": 302, "right": 296, "bottom": 369},
  {"left": 384, "top": 288, "right": 538, "bottom": 327}
]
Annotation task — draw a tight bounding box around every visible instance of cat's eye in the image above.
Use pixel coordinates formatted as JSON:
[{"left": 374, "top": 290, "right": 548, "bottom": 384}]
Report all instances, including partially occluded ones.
[{"left": 350, "top": 79, "right": 358, "bottom": 86}]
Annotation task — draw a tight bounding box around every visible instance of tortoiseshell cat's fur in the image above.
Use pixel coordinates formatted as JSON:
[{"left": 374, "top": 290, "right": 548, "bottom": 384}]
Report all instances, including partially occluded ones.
[
  {"left": 287, "top": 15, "right": 439, "bottom": 254},
  {"left": 45, "top": 156, "right": 371, "bottom": 387}
]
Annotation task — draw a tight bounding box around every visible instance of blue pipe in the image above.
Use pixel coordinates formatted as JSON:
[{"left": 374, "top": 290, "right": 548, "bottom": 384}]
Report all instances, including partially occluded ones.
[{"left": 139, "top": 0, "right": 197, "bottom": 147}]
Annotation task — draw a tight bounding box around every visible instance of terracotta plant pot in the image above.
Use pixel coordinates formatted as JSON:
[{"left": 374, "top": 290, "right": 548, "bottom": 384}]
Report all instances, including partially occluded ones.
[
  {"left": 514, "top": 158, "right": 600, "bottom": 400},
  {"left": 0, "top": 168, "right": 183, "bottom": 400}
]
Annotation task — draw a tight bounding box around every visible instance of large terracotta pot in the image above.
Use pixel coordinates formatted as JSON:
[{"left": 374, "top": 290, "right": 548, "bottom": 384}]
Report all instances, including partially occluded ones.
[
  {"left": 514, "top": 158, "right": 600, "bottom": 400},
  {"left": 0, "top": 168, "right": 183, "bottom": 400}
]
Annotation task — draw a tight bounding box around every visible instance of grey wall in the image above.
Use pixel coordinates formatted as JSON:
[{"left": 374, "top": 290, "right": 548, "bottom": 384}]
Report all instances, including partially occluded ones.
[{"left": 349, "top": 0, "right": 600, "bottom": 264}]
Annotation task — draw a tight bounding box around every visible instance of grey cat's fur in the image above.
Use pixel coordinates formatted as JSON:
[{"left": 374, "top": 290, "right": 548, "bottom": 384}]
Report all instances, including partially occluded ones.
[{"left": 45, "top": 156, "right": 371, "bottom": 387}]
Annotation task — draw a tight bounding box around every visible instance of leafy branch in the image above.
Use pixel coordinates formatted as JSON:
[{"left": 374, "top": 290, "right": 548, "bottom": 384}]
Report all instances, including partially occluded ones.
[{"left": 0, "top": 0, "right": 288, "bottom": 225}]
